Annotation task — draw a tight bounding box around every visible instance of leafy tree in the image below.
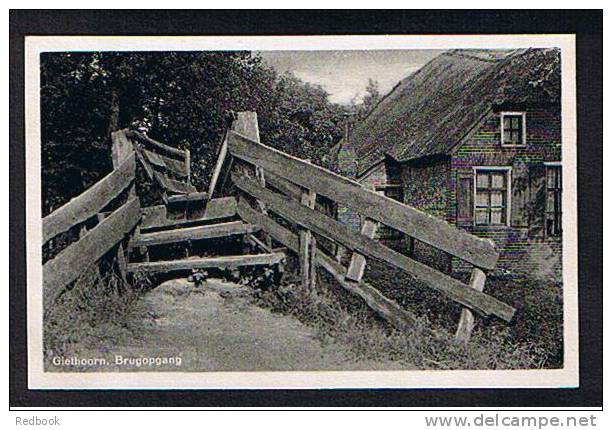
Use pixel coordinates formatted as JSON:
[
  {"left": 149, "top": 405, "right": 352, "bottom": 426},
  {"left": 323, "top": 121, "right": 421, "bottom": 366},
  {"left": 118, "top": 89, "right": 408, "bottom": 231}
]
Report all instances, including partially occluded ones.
[
  {"left": 351, "top": 78, "right": 381, "bottom": 121},
  {"left": 40, "top": 52, "right": 347, "bottom": 215}
]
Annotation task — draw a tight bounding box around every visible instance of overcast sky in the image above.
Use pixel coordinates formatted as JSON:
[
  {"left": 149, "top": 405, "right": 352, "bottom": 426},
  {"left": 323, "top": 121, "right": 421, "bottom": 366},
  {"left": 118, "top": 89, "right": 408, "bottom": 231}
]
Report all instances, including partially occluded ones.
[{"left": 259, "top": 50, "right": 441, "bottom": 105}]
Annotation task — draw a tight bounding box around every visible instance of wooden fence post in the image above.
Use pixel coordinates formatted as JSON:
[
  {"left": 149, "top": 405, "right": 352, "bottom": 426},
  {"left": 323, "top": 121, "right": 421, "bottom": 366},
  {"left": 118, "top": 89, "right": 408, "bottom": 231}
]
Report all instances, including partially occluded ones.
[
  {"left": 345, "top": 218, "right": 378, "bottom": 282},
  {"left": 184, "top": 148, "right": 191, "bottom": 184},
  {"left": 110, "top": 130, "right": 137, "bottom": 277},
  {"left": 455, "top": 267, "right": 487, "bottom": 344},
  {"left": 299, "top": 187, "right": 317, "bottom": 292}
]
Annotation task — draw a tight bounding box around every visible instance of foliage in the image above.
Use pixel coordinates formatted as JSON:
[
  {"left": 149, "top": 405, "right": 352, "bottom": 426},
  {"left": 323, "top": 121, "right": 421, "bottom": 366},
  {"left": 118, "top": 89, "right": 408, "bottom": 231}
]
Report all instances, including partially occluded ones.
[{"left": 41, "top": 51, "right": 348, "bottom": 215}]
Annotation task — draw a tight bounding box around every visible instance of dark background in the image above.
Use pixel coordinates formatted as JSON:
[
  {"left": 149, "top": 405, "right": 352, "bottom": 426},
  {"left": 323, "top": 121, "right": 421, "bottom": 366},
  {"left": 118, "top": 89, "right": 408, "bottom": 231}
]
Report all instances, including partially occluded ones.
[{"left": 9, "top": 9, "right": 603, "bottom": 408}]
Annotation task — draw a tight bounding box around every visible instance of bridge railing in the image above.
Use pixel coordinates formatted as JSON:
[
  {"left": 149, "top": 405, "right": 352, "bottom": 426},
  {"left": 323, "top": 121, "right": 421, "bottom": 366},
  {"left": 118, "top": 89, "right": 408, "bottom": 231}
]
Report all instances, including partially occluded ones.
[
  {"left": 126, "top": 130, "right": 201, "bottom": 203},
  {"left": 225, "top": 114, "right": 516, "bottom": 343},
  {"left": 42, "top": 135, "right": 139, "bottom": 309}
]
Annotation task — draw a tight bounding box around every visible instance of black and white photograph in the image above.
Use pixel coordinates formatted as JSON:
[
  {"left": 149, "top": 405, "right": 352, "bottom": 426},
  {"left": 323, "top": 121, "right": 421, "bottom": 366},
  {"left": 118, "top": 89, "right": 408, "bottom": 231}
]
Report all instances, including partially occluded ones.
[{"left": 23, "top": 34, "right": 579, "bottom": 389}]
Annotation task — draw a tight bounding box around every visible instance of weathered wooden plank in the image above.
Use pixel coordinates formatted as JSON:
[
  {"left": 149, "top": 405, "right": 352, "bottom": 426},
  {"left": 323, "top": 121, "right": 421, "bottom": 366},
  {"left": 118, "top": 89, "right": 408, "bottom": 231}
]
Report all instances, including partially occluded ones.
[
  {"left": 184, "top": 148, "right": 191, "bottom": 182},
  {"left": 207, "top": 132, "right": 229, "bottom": 199},
  {"left": 141, "top": 205, "right": 167, "bottom": 229},
  {"left": 111, "top": 129, "right": 134, "bottom": 168},
  {"left": 140, "top": 197, "right": 237, "bottom": 231},
  {"left": 166, "top": 192, "right": 208, "bottom": 204},
  {"left": 237, "top": 198, "right": 416, "bottom": 331},
  {"left": 142, "top": 148, "right": 167, "bottom": 168},
  {"left": 247, "top": 234, "right": 272, "bottom": 253},
  {"left": 154, "top": 171, "right": 197, "bottom": 195},
  {"left": 265, "top": 170, "right": 303, "bottom": 201},
  {"left": 116, "top": 242, "right": 128, "bottom": 284},
  {"left": 128, "top": 130, "right": 186, "bottom": 158},
  {"left": 455, "top": 268, "right": 487, "bottom": 344},
  {"left": 231, "top": 111, "right": 260, "bottom": 140},
  {"left": 204, "top": 197, "right": 237, "bottom": 220},
  {"left": 43, "top": 154, "right": 136, "bottom": 244},
  {"left": 316, "top": 251, "right": 417, "bottom": 331},
  {"left": 127, "top": 253, "right": 285, "bottom": 274},
  {"left": 236, "top": 198, "right": 300, "bottom": 251},
  {"left": 346, "top": 218, "right": 378, "bottom": 282},
  {"left": 227, "top": 131, "right": 498, "bottom": 270},
  {"left": 232, "top": 173, "right": 515, "bottom": 322},
  {"left": 132, "top": 220, "right": 260, "bottom": 248},
  {"left": 43, "top": 197, "right": 141, "bottom": 307},
  {"left": 136, "top": 148, "right": 156, "bottom": 182},
  {"left": 299, "top": 188, "right": 317, "bottom": 291},
  {"left": 142, "top": 148, "right": 188, "bottom": 178}
]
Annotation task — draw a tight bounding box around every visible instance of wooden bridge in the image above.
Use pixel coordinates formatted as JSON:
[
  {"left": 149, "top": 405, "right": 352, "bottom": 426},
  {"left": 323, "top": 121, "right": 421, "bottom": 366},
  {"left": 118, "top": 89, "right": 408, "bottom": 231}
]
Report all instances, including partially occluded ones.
[{"left": 42, "top": 112, "right": 516, "bottom": 344}]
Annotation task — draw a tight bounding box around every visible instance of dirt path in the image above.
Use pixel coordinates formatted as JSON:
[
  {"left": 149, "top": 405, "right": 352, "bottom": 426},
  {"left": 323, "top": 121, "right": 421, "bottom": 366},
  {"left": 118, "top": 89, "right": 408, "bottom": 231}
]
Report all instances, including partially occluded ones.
[{"left": 80, "top": 279, "right": 406, "bottom": 372}]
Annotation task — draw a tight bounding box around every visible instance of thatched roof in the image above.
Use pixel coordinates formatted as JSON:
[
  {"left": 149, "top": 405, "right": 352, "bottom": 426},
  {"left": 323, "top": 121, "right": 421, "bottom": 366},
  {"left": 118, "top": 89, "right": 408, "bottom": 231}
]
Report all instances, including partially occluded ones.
[{"left": 347, "top": 48, "right": 561, "bottom": 175}]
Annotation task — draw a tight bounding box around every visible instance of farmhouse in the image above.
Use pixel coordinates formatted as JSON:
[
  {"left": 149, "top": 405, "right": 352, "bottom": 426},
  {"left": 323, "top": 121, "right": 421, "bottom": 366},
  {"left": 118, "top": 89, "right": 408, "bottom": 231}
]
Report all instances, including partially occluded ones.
[{"left": 332, "top": 48, "right": 562, "bottom": 280}]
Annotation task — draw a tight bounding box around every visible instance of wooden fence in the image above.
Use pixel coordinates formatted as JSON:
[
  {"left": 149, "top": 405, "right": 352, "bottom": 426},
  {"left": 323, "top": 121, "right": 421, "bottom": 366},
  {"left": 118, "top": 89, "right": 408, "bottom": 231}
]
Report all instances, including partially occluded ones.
[
  {"left": 224, "top": 118, "right": 516, "bottom": 343},
  {"left": 127, "top": 130, "right": 206, "bottom": 204},
  {"left": 42, "top": 134, "right": 140, "bottom": 309}
]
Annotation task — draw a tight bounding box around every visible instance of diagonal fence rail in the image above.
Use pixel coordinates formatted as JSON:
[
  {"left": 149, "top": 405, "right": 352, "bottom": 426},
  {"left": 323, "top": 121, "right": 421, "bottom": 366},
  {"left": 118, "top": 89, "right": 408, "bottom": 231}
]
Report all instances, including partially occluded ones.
[{"left": 42, "top": 142, "right": 139, "bottom": 309}]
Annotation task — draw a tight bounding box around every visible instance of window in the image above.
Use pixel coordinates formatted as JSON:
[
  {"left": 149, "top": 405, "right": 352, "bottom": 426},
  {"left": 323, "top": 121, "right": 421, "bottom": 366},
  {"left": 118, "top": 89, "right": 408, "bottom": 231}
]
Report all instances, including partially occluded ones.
[
  {"left": 545, "top": 164, "right": 562, "bottom": 237},
  {"left": 501, "top": 112, "right": 526, "bottom": 146},
  {"left": 474, "top": 168, "right": 511, "bottom": 226}
]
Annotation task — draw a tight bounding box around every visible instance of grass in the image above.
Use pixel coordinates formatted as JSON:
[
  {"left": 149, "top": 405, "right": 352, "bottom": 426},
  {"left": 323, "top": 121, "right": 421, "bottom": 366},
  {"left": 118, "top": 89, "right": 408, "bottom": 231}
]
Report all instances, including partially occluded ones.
[
  {"left": 43, "top": 260, "right": 152, "bottom": 370},
  {"left": 43, "top": 248, "right": 562, "bottom": 371},
  {"left": 254, "top": 256, "right": 562, "bottom": 370}
]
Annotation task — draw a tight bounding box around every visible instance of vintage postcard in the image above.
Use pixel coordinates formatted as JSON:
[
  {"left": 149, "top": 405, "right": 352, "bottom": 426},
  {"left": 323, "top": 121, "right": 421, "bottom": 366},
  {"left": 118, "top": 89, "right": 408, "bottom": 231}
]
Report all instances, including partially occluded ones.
[{"left": 25, "top": 34, "right": 578, "bottom": 389}]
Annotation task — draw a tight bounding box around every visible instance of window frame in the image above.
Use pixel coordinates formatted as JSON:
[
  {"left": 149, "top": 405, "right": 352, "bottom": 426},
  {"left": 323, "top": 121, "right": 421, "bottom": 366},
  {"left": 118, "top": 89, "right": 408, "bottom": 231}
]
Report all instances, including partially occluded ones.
[
  {"left": 544, "top": 161, "right": 563, "bottom": 238},
  {"left": 500, "top": 111, "right": 527, "bottom": 147},
  {"left": 472, "top": 166, "right": 512, "bottom": 227}
]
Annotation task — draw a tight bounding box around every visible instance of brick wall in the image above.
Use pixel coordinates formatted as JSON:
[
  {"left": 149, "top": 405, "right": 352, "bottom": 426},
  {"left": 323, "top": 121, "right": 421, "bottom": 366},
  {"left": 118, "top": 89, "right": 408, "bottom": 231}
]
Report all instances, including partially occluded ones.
[{"left": 450, "top": 106, "right": 562, "bottom": 281}]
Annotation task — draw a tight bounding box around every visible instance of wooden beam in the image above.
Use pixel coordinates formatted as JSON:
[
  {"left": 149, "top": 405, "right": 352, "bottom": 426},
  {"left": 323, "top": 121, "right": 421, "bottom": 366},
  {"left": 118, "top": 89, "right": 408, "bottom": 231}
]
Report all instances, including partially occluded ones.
[
  {"left": 43, "top": 197, "right": 141, "bottom": 308},
  {"left": 166, "top": 192, "right": 208, "bottom": 204},
  {"left": 207, "top": 132, "right": 229, "bottom": 199},
  {"left": 316, "top": 251, "right": 416, "bottom": 331},
  {"left": 140, "top": 205, "right": 167, "bottom": 229},
  {"left": 227, "top": 131, "right": 498, "bottom": 270},
  {"left": 128, "top": 130, "right": 186, "bottom": 158},
  {"left": 231, "top": 111, "right": 260, "bottom": 140},
  {"left": 247, "top": 234, "right": 272, "bottom": 253},
  {"left": 140, "top": 197, "right": 237, "bottom": 231},
  {"left": 232, "top": 173, "right": 515, "bottom": 322},
  {"left": 154, "top": 171, "right": 197, "bottom": 195},
  {"left": 127, "top": 253, "right": 285, "bottom": 274},
  {"left": 264, "top": 170, "right": 303, "bottom": 201},
  {"left": 184, "top": 148, "right": 191, "bottom": 183},
  {"left": 111, "top": 129, "right": 134, "bottom": 168},
  {"left": 142, "top": 148, "right": 188, "bottom": 178},
  {"left": 131, "top": 221, "right": 260, "bottom": 248},
  {"left": 237, "top": 198, "right": 416, "bottom": 331},
  {"left": 203, "top": 197, "right": 237, "bottom": 220},
  {"left": 299, "top": 187, "right": 317, "bottom": 291},
  {"left": 43, "top": 154, "right": 136, "bottom": 244},
  {"left": 236, "top": 198, "right": 300, "bottom": 251},
  {"left": 346, "top": 218, "right": 378, "bottom": 282},
  {"left": 135, "top": 148, "right": 155, "bottom": 182},
  {"left": 455, "top": 268, "right": 487, "bottom": 344}
]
